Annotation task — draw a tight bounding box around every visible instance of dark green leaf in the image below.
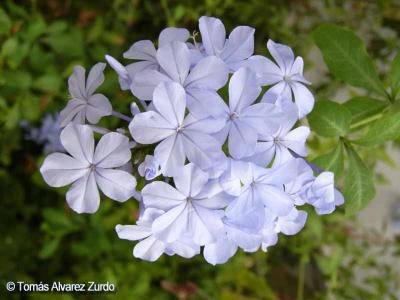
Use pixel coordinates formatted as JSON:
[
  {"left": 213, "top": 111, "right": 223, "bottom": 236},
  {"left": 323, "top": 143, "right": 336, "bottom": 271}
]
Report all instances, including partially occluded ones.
[
  {"left": 312, "top": 24, "right": 386, "bottom": 97},
  {"left": 312, "top": 141, "right": 344, "bottom": 179},
  {"left": 343, "top": 145, "right": 375, "bottom": 215},
  {"left": 307, "top": 100, "right": 352, "bottom": 137}
]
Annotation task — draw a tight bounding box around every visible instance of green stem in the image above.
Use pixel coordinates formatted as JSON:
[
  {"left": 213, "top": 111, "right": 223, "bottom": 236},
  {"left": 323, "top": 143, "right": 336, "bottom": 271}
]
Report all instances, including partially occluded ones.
[
  {"left": 296, "top": 254, "right": 308, "bottom": 300},
  {"left": 349, "top": 112, "right": 384, "bottom": 130}
]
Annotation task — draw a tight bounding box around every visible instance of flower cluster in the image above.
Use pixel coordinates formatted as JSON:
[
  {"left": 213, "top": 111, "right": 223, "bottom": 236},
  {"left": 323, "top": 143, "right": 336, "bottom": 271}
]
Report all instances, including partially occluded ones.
[{"left": 40, "top": 16, "right": 344, "bottom": 265}]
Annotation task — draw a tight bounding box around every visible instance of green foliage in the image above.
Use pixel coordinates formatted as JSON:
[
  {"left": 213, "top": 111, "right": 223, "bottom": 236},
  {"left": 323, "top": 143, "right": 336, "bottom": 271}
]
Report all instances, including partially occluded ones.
[
  {"left": 312, "top": 141, "right": 344, "bottom": 180},
  {"left": 355, "top": 103, "right": 400, "bottom": 145},
  {"left": 312, "top": 24, "right": 386, "bottom": 97},
  {"left": 307, "top": 100, "right": 352, "bottom": 137},
  {"left": 343, "top": 145, "right": 376, "bottom": 215}
]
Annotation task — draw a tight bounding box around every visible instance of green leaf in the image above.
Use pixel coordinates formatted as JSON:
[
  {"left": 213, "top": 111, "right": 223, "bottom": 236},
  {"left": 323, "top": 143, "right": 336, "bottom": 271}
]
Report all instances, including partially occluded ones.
[
  {"left": 388, "top": 51, "right": 400, "bottom": 96},
  {"left": 312, "top": 24, "right": 386, "bottom": 97},
  {"left": 343, "top": 145, "right": 375, "bottom": 215},
  {"left": 312, "top": 141, "right": 344, "bottom": 179},
  {"left": 0, "top": 8, "right": 12, "bottom": 36},
  {"left": 307, "top": 100, "right": 352, "bottom": 137},
  {"left": 354, "top": 104, "right": 400, "bottom": 145},
  {"left": 343, "top": 96, "right": 387, "bottom": 124}
]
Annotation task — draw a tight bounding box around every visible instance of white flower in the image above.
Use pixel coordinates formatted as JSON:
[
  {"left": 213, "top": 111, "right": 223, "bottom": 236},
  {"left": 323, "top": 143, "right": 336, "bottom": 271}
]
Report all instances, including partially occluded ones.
[
  {"left": 245, "top": 39, "right": 314, "bottom": 118},
  {"left": 142, "top": 163, "right": 230, "bottom": 245},
  {"left": 138, "top": 155, "right": 161, "bottom": 180},
  {"left": 115, "top": 208, "right": 199, "bottom": 262},
  {"left": 246, "top": 101, "right": 310, "bottom": 167},
  {"left": 60, "top": 63, "right": 112, "bottom": 127},
  {"left": 40, "top": 123, "right": 137, "bottom": 213},
  {"left": 198, "top": 16, "right": 255, "bottom": 71},
  {"left": 209, "top": 67, "right": 281, "bottom": 159},
  {"left": 129, "top": 81, "right": 225, "bottom": 176}
]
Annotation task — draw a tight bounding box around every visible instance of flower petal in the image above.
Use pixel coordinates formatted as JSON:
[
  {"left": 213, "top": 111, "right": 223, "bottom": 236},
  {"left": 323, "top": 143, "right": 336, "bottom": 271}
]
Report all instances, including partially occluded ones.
[
  {"left": 152, "top": 203, "right": 188, "bottom": 243},
  {"left": 85, "top": 62, "right": 106, "bottom": 95},
  {"left": 60, "top": 123, "right": 94, "bottom": 163},
  {"left": 66, "top": 171, "right": 100, "bottom": 214},
  {"left": 158, "top": 27, "right": 190, "bottom": 47},
  {"left": 115, "top": 224, "right": 151, "bottom": 241},
  {"left": 184, "top": 56, "right": 228, "bottom": 90},
  {"left": 95, "top": 168, "right": 136, "bottom": 201},
  {"left": 203, "top": 236, "right": 237, "bottom": 265},
  {"left": 68, "top": 65, "right": 86, "bottom": 99},
  {"left": 93, "top": 132, "right": 131, "bottom": 168},
  {"left": 229, "top": 67, "right": 261, "bottom": 113},
  {"left": 290, "top": 82, "right": 314, "bottom": 118},
  {"left": 199, "top": 16, "right": 226, "bottom": 56},
  {"left": 154, "top": 134, "right": 186, "bottom": 176},
  {"left": 221, "top": 26, "right": 255, "bottom": 67},
  {"left": 228, "top": 120, "right": 258, "bottom": 159},
  {"left": 244, "top": 55, "right": 283, "bottom": 85},
  {"left": 267, "top": 39, "right": 294, "bottom": 73},
  {"left": 142, "top": 181, "right": 186, "bottom": 210},
  {"left": 174, "top": 163, "right": 209, "bottom": 198},
  {"left": 40, "top": 152, "right": 89, "bottom": 187},
  {"left": 181, "top": 130, "right": 224, "bottom": 170},
  {"left": 123, "top": 40, "right": 157, "bottom": 61},
  {"left": 156, "top": 41, "right": 190, "bottom": 84},
  {"left": 133, "top": 236, "right": 165, "bottom": 262},
  {"left": 130, "top": 69, "right": 171, "bottom": 100},
  {"left": 152, "top": 82, "right": 186, "bottom": 127},
  {"left": 129, "top": 111, "right": 175, "bottom": 144},
  {"left": 86, "top": 94, "right": 112, "bottom": 124},
  {"left": 59, "top": 99, "right": 86, "bottom": 128}
]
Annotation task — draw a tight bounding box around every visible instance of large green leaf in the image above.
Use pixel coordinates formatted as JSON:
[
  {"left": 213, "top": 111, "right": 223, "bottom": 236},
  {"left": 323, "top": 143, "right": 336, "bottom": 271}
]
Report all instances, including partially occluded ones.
[
  {"left": 343, "top": 146, "right": 375, "bottom": 215},
  {"left": 343, "top": 96, "right": 387, "bottom": 125},
  {"left": 307, "top": 100, "right": 352, "bottom": 137},
  {"left": 312, "top": 141, "right": 344, "bottom": 179},
  {"left": 312, "top": 24, "right": 386, "bottom": 97},
  {"left": 354, "top": 104, "right": 400, "bottom": 145}
]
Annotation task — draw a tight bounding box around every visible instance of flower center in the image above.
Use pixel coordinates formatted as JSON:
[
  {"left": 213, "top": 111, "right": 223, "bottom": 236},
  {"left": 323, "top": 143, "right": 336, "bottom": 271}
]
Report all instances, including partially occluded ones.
[
  {"left": 176, "top": 125, "right": 184, "bottom": 133},
  {"left": 229, "top": 112, "right": 239, "bottom": 120},
  {"left": 283, "top": 74, "right": 292, "bottom": 82},
  {"left": 89, "top": 164, "right": 96, "bottom": 171}
]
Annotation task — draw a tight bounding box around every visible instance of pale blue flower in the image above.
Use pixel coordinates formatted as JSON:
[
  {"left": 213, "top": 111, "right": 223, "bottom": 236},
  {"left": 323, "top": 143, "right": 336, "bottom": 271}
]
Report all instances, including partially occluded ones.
[
  {"left": 60, "top": 63, "right": 112, "bottom": 127},
  {"left": 142, "top": 163, "right": 231, "bottom": 245},
  {"left": 246, "top": 101, "right": 310, "bottom": 167},
  {"left": 115, "top": 207, "right": 200, "bottom": 262},
  {"left": 198, "top": 16, "right": 255, "bottom": 71},
  {"left": 245, "top": 39, "right": 314, "bottom": 118},
  {"left": 138, "top": 155, "right": 161, "bottom": 180},
  {"left": 129, "top": 82, "right": 225, "bottom": 176},
  {"left": 207, "top": 67, "right": 281, "bottom": 159},
  {"left": 40, "top": 124, "right": 137, "bottom": 213}
]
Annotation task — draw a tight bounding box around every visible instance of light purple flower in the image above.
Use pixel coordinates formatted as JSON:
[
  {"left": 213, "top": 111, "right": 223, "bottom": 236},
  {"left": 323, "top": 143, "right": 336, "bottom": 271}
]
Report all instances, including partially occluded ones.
[
  {"left": 246, "top": 101, "right": 310, "bottom": 167},
  {"left": 142, "top": 163, "right": 230, "bottom": 245},
  {"left": 60, "top": 63, "right": 112, "bottom": 127},
  {"left": 40, "top": 123, "right": 137, "bottom": 213},
  {"left": 116, "top": 208, "right": 199, "bottom": 262},
  {"left": 246, "top": 39, "right": 314, "bottom": 118},
  {"left": 209, "top": 67, "right": 281, "bottom": 159},
  {"left": 138, "top": 155, "right": 161, "bottom": 180},
  {"left": 199, "top": 16, "right": 255, "bottom": 71},
  {"left": 129, "top": 82, "right": 225, "bottom": 176}
]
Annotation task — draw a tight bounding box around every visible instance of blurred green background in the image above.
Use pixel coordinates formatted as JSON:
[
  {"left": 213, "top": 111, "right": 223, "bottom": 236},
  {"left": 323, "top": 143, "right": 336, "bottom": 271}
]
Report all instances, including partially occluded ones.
[{"left": 1, "top": 0, "right": 400, "bottom": 299}]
